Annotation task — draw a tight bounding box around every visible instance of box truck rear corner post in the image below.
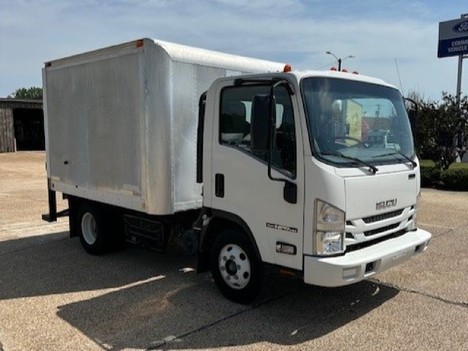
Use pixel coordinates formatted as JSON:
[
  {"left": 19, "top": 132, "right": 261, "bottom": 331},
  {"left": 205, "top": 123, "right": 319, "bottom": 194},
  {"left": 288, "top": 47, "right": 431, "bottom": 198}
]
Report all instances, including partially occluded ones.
[{"left": 42, "top": 38, "right": 431, "bottom": 304}]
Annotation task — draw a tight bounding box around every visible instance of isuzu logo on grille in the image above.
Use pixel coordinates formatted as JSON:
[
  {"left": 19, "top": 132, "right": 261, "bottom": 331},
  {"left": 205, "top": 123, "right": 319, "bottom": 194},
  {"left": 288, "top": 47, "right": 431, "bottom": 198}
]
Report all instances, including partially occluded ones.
[{"left": 376, "top": 198, "right": 398, "bottom": 210}]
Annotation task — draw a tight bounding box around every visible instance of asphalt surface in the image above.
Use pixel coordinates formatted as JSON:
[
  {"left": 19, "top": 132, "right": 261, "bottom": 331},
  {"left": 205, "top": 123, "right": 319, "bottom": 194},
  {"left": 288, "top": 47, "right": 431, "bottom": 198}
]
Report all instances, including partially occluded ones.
[{"left": 0, "top": 151, "right": 467, "bottom": 351}]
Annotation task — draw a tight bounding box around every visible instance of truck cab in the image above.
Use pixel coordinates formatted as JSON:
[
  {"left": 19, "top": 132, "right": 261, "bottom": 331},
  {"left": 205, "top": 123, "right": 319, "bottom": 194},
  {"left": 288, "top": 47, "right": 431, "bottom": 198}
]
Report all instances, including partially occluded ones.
[{"left": 199, "top": 70, "right": 431, "bottom": 302}]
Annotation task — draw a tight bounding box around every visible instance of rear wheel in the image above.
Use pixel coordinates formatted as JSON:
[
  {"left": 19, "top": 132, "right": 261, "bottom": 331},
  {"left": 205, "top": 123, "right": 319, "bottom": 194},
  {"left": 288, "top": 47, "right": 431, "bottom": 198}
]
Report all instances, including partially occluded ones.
[
  {"left": 210, "top": 229, "right": 264, "bottom": 304},
  {"left": 77, "top": 203, "right": 109, "bottom": 255}
]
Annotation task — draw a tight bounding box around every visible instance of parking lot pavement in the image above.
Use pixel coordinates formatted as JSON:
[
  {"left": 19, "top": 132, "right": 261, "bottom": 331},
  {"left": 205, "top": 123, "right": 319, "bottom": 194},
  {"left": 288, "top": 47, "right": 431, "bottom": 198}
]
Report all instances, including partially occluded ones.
[{"left": 0, "top": 152, "right": 467, "bottom": 351}]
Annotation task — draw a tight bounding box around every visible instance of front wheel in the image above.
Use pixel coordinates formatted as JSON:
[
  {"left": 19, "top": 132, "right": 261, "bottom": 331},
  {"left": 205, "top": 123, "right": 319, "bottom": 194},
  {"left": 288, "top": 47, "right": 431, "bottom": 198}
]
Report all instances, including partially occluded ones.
[{"left": 210, "top": 229, "right": 264, "bottom": 304}]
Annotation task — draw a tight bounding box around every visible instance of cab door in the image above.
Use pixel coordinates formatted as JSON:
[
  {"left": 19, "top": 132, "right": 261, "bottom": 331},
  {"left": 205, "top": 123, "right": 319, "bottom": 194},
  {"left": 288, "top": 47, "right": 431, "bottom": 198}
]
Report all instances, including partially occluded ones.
[{"left": 208, "top": 80, "right": 304, "bottom": 270}]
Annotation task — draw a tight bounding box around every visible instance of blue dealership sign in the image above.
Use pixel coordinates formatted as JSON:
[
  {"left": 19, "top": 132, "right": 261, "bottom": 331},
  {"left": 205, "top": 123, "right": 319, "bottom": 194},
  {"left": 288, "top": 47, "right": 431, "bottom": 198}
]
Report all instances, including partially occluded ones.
[{"left": 438, "top": 18, "right": 468, "bottom": 58}]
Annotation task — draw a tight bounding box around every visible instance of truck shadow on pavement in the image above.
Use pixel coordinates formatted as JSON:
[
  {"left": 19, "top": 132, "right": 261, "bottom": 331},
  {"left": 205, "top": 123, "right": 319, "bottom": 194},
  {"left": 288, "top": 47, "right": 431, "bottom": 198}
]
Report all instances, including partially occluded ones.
[
  {"left": 58, "top": 276, "right": 399, "bottom": 350},
  {"left": 160, "top": 280, "right": 399, "bottom": 350},
  {"left": 56, "top": 251, "right": 398, "bottom": 349},
  {"left": 0, "top": 232, "right": 399, "bottom": 350},
  {"left": 0, "top": 232, "right": 196, "bottom": 300}
]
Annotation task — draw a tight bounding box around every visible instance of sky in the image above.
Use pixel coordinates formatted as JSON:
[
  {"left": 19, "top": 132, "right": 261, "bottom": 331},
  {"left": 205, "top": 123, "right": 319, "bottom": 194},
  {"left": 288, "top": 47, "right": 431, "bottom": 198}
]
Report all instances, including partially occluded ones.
[{"left": 0, "top": 0, "right": 467, "bottom": 101}]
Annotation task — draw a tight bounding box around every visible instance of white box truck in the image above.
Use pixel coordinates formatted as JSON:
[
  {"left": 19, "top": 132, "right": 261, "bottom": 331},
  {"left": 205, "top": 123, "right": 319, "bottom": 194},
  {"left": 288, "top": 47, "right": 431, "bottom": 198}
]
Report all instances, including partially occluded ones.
[{"left": 43, "top": 38, "right": 431, "bottom": 303}]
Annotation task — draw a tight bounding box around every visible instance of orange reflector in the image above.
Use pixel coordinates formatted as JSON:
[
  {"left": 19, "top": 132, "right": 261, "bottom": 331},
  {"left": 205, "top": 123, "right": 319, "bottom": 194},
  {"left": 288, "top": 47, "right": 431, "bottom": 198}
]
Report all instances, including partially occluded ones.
[
  {"left": 283, "top": 64, "right": 293, "bottom": 72},
  {"left": 136, "top": 39, "right": 144, "bottom": 48}
]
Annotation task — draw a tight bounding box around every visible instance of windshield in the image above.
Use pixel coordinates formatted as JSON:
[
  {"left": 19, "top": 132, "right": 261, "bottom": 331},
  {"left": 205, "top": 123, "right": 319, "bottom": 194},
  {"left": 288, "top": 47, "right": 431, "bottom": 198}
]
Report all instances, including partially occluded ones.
[{"left": 301, "top": 77, "right": 414, "bottom": 168}]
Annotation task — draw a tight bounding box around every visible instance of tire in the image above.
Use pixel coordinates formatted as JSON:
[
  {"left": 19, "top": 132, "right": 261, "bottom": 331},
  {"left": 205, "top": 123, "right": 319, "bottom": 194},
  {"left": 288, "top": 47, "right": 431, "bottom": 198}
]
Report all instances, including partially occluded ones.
[
  {"left": 210, "top": 229, "right": 264, "bottom": 304},
  {"left": 76, "top": 203, "right": 109, "bottom": 255}
]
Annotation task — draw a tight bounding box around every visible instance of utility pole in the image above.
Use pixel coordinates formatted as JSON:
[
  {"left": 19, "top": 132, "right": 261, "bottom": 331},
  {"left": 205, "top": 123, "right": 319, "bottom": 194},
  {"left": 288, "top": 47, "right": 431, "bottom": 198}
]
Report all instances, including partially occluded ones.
[{"left": 456, "top": 13, "right": 468, "bottom": 101}]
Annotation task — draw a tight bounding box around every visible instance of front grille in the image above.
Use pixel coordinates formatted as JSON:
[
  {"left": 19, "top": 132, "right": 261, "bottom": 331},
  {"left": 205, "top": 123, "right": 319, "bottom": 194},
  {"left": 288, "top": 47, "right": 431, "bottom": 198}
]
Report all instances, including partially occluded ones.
[
  {"left": 362, "top": 209, "right": 403, "bottom": 223},
  {"left": 364, "top": 223, "right": 399, "bottom": 236},
  {"left": 346, "top": 230, "right": 407, "bottom": 253}
]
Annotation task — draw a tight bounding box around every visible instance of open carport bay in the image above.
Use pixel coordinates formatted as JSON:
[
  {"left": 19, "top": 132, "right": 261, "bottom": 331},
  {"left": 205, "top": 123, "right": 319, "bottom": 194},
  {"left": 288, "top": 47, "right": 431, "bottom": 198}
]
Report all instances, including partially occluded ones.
[{"left": 0, "top": 152, "right": 467, "bottom": 351}]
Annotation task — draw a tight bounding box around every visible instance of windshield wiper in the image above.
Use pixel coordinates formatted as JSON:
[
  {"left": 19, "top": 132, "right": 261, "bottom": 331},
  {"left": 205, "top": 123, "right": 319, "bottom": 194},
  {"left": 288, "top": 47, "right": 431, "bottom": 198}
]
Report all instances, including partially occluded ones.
[
  {"left": 321, "top": 151, "right": 379, "bottom": 174},
  {"left": 373, "top": 151, "right": 417, "bottom": 168}
]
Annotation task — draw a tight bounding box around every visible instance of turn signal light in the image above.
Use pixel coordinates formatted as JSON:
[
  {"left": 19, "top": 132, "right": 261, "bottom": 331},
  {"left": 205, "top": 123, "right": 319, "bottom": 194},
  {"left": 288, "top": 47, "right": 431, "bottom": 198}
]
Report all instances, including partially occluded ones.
[{"left": 276, "top": 242, "right": 297, "bottom": 255}]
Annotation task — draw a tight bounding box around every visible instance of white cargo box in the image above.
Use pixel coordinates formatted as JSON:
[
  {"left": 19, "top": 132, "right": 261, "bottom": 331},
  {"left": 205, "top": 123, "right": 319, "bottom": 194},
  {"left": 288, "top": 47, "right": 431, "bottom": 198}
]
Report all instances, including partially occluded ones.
[{"left": 43, "top": 38, "right": 285, "bottom": 215}]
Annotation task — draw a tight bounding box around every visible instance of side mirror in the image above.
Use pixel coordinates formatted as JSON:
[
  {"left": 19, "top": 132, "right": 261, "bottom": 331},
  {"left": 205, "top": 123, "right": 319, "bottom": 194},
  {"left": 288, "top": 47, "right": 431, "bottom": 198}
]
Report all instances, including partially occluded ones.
[
  {"left": 251, "top": 90, "right": 296, "bottom": 204},
  {"left": 283, "top": 180, "right": 297, "bottom": 204},
  {"left": 404, "top": 97, "right": 418, "bottom": 134},
  {"left": 407, "top": 109, "right": 417, "bottom": 131},
  {"left": 251, "top": 94, "right": 271, "bottom": 151}
]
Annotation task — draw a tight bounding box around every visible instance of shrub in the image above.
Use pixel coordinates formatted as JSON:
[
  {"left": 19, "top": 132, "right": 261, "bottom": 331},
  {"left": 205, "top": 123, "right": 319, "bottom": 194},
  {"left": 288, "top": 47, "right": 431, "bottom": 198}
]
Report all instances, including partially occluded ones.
[
  {"left": 420, "top": 159, "right": 468, "bottom": 190},
  {"left": 411, "top": 93, "right": 468, "bottom": 171},
  {"left": 440, "top": 168, "right": 468, "bottom": 191},
  {"left": 420, "top": 164, "right": 441, "bottom": 187}
]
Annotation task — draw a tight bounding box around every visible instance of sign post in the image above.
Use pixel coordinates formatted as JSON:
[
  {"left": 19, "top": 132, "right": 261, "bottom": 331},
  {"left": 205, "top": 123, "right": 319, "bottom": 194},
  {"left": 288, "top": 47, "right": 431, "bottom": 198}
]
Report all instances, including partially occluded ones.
[{"left": 438, "top": 14, "right": 468, "bottom": 98}]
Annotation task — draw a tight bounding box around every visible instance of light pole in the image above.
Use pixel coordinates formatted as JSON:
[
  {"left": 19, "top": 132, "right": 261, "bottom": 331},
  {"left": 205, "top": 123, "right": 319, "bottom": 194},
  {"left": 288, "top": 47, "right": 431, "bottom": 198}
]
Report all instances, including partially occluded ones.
[
  {"left": 456, "top": 13, "right": 468, "bottom": 103},
  {"left": 326, "top": 51, "right": 355, "bottom": 71}
]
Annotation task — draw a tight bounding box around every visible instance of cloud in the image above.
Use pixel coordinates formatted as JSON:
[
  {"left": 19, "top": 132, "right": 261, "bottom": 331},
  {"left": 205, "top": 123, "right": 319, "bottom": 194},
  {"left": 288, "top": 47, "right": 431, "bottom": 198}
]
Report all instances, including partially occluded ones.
[{"left": 0, "top": 0, "right": 466, "bottom": 99}]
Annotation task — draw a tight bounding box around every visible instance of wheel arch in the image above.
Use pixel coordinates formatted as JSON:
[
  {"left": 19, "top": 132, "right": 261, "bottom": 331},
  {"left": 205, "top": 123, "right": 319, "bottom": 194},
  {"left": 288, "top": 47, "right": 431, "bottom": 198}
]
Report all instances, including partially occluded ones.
[{"left": 197, "top": 209, "right": 262, "bottom": 273}]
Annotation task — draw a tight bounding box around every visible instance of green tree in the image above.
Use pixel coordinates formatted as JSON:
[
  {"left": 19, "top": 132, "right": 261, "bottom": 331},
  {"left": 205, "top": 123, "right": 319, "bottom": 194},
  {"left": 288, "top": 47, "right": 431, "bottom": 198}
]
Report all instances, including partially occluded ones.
[
  {"left": 10, "top": 87, "right": 43, "bottom": 100},
  {"left": 413, "top": 92, "right": 468, "bottom": 171}
]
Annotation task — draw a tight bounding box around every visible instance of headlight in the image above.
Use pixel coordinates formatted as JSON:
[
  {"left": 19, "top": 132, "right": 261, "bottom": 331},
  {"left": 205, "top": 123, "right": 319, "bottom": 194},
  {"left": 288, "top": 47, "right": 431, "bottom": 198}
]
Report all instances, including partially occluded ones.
[{"left": 314, "top": 200, "right": 345, "bottom": 256}]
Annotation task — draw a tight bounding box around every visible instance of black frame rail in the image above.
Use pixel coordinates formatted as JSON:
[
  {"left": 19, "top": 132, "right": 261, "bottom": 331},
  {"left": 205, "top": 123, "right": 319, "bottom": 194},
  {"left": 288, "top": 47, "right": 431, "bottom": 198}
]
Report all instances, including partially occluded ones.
[{"left": 42, "top": 178, "right": 69, "bottom": 222}]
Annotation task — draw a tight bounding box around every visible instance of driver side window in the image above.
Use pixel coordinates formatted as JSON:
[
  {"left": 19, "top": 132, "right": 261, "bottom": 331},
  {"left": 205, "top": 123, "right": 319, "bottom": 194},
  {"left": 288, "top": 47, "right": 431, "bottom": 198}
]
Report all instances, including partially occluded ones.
[{"left": 220, "top": 85, "right": 296, "bottom": 176}]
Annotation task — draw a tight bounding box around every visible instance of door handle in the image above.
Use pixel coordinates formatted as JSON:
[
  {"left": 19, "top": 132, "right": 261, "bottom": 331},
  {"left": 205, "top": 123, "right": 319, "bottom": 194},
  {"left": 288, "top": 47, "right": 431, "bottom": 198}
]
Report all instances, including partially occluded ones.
[{"left": 215, "top": 173, "right": 224, "bottom": 198}]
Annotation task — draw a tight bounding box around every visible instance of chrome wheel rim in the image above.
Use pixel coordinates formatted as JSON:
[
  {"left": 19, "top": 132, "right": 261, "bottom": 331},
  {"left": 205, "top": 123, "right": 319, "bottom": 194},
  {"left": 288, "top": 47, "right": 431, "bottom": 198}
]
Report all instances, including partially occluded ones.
[
  {"left": 218, "top": 244, "right": 251, "bottom": 290},
  {"left": 81, "top": 212, "right": 97, "bottom": 245}
]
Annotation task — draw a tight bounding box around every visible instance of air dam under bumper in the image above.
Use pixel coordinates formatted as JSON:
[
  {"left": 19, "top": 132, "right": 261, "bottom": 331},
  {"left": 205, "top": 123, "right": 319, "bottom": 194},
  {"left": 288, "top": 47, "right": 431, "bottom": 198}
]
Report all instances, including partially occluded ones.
[{"left": 304, "top": 229, "right": 431, "bottom": 287}]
